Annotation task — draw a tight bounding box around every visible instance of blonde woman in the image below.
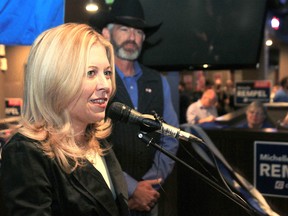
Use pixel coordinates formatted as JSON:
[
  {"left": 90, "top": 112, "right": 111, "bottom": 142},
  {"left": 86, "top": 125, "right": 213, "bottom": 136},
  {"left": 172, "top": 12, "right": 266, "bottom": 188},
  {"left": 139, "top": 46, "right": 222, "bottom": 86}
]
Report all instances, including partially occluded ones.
[{"left": 0, "top": 23, "right": 129, "bottom": 216}]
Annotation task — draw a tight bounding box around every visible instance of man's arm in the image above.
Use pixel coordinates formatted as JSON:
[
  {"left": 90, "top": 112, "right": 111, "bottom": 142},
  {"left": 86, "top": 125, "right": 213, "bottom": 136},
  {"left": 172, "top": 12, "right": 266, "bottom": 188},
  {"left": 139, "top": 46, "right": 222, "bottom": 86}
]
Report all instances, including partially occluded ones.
[
  {"left": 142, "top": 76, "right": 179, "bottom": 183},
  {"left": 127, "top": 75, "right": 179, "bottom": 211},
  {"left": 186, "top": 102, "right": 199, "bottom": 124}
]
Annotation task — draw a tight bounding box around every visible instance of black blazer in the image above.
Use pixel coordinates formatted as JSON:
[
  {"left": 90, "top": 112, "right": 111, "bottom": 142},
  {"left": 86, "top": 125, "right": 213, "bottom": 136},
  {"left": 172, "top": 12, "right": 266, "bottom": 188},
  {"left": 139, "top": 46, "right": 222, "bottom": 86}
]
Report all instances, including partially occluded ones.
[{"left": 0, "top": 133, "right": 129, "bottom": 216}]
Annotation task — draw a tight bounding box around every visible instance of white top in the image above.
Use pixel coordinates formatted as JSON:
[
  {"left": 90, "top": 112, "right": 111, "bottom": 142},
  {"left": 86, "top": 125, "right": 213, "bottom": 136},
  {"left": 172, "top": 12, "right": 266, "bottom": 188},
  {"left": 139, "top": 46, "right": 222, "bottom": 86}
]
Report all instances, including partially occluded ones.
[
  {"left": 186, "top": 100, "right": 218, "bottom": 124},
  {"left": 86, "top": 151, "right": 116, "bottom": 199}
]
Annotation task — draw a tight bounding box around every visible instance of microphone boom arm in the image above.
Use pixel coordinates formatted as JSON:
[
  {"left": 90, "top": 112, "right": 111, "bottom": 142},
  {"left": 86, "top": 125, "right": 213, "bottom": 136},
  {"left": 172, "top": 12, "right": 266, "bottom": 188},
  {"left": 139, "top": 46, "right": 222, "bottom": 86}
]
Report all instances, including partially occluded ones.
[{"left": 137, "top": 132, "right": 261, "bottom": 216}]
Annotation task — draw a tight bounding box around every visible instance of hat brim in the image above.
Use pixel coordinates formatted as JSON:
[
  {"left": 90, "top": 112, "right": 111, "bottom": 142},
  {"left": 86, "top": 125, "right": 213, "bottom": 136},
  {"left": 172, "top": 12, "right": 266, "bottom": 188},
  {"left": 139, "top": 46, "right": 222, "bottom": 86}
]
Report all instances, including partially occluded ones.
[{"left": 89, "top": 11, "right": 162, "bottom": 36}]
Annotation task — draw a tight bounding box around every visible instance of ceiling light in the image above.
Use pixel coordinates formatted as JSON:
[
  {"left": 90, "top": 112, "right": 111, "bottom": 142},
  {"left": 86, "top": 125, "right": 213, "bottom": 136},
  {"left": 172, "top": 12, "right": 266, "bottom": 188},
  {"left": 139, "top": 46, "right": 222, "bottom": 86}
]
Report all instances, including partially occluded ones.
[
  {"left": 86, "top": 0, "right": 99, "bottom": 12},
  {"left": 266, "top": 39, "right": 273, "bottom": 46}
]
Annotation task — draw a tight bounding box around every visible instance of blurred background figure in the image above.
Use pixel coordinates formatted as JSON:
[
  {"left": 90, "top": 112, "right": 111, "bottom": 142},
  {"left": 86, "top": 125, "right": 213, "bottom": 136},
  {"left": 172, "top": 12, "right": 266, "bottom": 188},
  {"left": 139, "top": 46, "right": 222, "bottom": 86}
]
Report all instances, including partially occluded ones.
[
  {"left": 179, "top": 81, "right": 192, "bottom": 124},
  {"left": 213, "top": 78, "right": 226, "bottom": 116},
  {"left": 273, "top": 76, "right": 288, "bottom": 102},
  {"left": 236, "top": 101, "right": 274, "bottom": 129},
  {"left": 186, "top": 89, "right": 218, "bottom": 124},
  {"left": 270, "top": 83, "right": 280, "bottom": 102},
  {"left": 277, "top": 112, "right": 288, "bottom": 128},
  {"left": 222, "top": 79, "right": 236, "bottom": 113}
]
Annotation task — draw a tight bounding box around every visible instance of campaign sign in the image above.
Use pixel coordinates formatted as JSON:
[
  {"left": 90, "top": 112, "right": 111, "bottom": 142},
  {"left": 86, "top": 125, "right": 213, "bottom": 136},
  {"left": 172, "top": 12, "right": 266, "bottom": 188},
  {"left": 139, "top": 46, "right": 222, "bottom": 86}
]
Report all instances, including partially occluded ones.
[
  {"left": 5, "top": 98, "right": 22, "bottom": 117},
  {"left": 254, "top": 141, "right": 288, "bottom": 198},
  {"left": 235, "top": 80, "right": 271, "bottom": 106}
]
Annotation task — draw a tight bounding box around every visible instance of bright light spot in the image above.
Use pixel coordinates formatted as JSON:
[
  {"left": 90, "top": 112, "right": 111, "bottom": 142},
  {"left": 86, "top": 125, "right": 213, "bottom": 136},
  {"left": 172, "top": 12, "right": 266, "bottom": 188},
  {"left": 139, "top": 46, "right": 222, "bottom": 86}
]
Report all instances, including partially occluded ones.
[
  {"left": 271, "top": 17, "right": 280, "bottom": 30},
  {"left": 203, "top": 64, "right": 209, "bottom": 68},
  {"left": 266, "top": 39, "right": 273, "bottom": 46},
  {"left": 86, "top": 3, "right": 99, "bottom": 12}
]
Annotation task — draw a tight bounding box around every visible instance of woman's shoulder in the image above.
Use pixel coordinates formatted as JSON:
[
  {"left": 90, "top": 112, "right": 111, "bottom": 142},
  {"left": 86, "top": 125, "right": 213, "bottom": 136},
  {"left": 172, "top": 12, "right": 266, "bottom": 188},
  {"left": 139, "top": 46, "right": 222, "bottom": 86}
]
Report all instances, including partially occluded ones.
[
  {"left": 2, "top": 132, "right": 42, "bottom": 154},
  {"left": 1, "top": 133, "right": 53, "bottom": 172}
]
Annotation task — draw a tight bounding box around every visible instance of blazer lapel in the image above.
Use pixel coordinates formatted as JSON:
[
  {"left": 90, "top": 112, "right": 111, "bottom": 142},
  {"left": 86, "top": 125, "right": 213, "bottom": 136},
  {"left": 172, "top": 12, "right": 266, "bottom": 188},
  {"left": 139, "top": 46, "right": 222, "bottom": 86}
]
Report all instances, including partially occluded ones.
[
  {"left": 71, "top": 161, "right": 119, "bottom": 216},
  {"left": 105, "top": 149, "right": 128, "bottom": 198},
  {"left": 105, "top": 149, "right": 130, "bottom": 216}
]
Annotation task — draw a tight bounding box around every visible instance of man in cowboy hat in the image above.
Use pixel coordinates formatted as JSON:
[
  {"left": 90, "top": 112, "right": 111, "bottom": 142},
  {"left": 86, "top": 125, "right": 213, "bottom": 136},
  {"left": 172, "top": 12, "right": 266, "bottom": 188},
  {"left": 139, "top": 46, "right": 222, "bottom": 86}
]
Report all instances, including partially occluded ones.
[{"left": 89, "top": 0, "right": 179, "bottom": 215}]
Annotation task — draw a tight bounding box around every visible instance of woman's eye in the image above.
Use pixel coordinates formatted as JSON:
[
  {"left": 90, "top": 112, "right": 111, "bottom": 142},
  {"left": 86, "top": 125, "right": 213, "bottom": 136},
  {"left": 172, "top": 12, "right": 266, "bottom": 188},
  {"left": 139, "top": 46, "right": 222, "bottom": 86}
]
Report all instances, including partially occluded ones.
[
  {"left": 104, "top": 70, "right": 112, "bottom": 78},
  {"left": 87, "top": 70, "right": 96, "bottom": 78}
]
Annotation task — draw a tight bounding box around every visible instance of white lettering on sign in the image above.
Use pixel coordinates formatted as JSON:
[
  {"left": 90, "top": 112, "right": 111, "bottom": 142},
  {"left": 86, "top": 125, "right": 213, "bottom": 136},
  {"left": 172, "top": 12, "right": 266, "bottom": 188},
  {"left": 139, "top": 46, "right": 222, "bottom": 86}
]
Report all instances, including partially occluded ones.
[
  {"left": 236, "top": 90, "right": 267, "bottom": 97},
  {"left": 260, "top": 154, "right": 288, "bottom": 162},
  {"left": 5, "top": 107, "right": 20, "bottom": 116},
  {"left": 260, "top": 163, "right": 288, "bottom": 178}
]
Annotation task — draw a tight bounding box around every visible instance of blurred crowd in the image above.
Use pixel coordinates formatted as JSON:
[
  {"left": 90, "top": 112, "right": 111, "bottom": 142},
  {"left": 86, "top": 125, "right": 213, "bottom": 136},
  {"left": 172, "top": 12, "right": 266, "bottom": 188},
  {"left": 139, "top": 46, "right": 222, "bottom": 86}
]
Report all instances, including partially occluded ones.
[
  {"left": 179, "top": 76, "right": 236, "bottom": 125},
  {"left": 179, "top": 75, "right": 288, "bottom": 130}
]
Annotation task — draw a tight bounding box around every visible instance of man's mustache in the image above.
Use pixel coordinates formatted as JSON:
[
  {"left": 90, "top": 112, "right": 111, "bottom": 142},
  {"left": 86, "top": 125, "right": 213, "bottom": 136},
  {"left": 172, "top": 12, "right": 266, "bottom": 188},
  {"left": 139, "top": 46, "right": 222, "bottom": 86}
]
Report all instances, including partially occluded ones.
[{"left": 121, "top": 40, "right": 139, "bottom": 49}]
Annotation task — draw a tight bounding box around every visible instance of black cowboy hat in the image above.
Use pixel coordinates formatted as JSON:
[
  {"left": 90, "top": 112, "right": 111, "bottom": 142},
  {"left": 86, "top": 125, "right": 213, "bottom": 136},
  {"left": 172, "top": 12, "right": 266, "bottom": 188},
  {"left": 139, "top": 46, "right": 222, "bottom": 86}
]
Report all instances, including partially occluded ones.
[{"left": 89, "top": 0, "right": 162, "bottom": 36}]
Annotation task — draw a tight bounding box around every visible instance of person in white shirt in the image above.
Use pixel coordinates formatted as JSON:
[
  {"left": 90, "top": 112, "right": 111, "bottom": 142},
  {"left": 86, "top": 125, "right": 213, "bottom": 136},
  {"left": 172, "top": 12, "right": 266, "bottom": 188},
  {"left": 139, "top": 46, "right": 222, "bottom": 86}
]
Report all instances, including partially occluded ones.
[{"left": 186, "top": 89, "right": 218, "bottom": 124}]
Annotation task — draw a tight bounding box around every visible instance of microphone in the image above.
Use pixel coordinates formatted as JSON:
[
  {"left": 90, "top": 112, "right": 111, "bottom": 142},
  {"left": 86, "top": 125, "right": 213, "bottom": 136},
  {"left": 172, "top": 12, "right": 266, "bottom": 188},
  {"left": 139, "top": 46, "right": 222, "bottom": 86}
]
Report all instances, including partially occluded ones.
[{"left": 107, "top": 102, "right": 204, "bottom": 144}]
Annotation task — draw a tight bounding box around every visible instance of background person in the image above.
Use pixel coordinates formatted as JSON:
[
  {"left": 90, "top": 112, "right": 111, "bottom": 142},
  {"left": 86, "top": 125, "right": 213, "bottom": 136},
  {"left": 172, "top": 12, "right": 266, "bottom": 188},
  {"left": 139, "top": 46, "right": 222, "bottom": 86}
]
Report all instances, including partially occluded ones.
[
  {"left": 273, "top": 76, "right": 288, "bottom": 102},
  {"left": 236, "top": 100, "right": 274, "bottom": 129},
  {"left": 89, "top": 0, "right": 179, "bottom": 215},
  {"left": 213, "top": 78, "right": 226, "bottom": 116},
  {"left": 179, "top": 81, "right": 192, "bottom": 124},
  {"left": 222, "top": 79, "right": 236, "bottom": 113},
  {"left": 0, "top": 23, "right": 129, "bottom": 216},
  {"left": 186, "top": 89, "right": 218, "bottom": 124}
]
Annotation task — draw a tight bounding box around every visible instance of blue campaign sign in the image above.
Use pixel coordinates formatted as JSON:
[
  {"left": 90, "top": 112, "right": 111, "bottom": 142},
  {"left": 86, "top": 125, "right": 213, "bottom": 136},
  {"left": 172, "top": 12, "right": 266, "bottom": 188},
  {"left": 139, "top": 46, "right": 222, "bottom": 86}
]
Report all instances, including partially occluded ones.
[
  {"left": 235, "top": 80, "right": 271, "bottom": 106},
  {"left": 254, "top": 141, "right": 288, "bottom": 198}
]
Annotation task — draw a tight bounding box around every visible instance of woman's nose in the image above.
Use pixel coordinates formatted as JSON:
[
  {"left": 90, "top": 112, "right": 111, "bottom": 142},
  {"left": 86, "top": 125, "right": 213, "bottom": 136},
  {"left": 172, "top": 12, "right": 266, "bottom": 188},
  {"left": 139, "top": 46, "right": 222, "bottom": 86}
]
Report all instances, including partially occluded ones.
[{"left": 97, "top": 74, "right": 110, "bottom": 92}]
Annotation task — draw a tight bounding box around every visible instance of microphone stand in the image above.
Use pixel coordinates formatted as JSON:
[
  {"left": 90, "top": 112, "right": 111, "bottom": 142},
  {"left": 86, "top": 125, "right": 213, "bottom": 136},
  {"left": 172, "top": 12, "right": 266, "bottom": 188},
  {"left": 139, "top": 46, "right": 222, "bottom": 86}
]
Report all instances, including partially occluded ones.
[{"left": 137, "top": 132, "right": 264, "bottom": 216}]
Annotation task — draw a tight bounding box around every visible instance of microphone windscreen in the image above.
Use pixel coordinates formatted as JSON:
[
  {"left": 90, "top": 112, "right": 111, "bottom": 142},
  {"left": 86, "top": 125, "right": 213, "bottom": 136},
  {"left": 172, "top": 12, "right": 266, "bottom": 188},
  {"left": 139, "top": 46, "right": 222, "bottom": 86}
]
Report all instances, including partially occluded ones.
[{"left": 107, "top": 102, "right": 130, "bottom": 122}]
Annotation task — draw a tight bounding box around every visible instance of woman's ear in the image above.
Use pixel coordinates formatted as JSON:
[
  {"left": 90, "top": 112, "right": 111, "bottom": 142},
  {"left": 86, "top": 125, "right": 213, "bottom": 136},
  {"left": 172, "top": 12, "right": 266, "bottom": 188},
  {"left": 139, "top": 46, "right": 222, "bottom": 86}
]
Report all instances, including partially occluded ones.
[{"left": 102, "top": 28, "right": 110, "bottom": 41}]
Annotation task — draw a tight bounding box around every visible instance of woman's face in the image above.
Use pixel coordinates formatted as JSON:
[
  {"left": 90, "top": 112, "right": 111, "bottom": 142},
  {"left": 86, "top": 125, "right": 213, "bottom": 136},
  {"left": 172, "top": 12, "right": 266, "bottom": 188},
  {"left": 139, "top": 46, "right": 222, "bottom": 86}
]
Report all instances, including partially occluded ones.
[
  {"left": 69, "top": 43, "right": 113, "bottom": 131},
  {"left": 246, "top": 107, "right": 265, "bottom": 128}
]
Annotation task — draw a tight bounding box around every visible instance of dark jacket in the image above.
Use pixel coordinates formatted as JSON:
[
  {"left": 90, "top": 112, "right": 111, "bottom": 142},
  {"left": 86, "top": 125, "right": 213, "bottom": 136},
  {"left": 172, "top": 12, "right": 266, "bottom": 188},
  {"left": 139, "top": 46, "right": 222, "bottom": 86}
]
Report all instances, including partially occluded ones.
[
  {"left": 110, "top": 65, "right": 164, "bottom": 181},
  {"left": 0, "top": 133, "right": 129, "bottom": 216}
]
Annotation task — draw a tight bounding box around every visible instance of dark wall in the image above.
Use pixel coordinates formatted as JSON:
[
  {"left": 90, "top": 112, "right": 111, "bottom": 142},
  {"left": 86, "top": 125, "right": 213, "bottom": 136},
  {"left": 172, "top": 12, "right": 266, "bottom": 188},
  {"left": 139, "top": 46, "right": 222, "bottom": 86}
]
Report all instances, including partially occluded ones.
[{"left": 177, "top": 128, "right": 288, "bottom": 216}]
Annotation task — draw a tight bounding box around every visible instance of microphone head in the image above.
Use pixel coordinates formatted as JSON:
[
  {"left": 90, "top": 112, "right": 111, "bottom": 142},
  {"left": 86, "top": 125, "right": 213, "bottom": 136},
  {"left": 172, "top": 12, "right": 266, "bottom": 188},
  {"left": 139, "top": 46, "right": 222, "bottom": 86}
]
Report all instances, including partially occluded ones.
[
  {"left": 107, "top": 102, "right": 131, "bottom": 122},
  {"left": 107, "top": 102, "right": 161, "bottom": 132}
]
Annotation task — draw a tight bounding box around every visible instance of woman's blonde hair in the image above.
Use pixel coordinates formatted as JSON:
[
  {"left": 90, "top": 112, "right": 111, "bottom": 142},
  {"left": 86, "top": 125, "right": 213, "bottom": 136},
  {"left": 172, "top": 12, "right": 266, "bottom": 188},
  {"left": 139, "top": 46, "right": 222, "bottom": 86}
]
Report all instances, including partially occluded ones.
[{"left": 19, "top": 23, "right": 116, "bottom": 173}]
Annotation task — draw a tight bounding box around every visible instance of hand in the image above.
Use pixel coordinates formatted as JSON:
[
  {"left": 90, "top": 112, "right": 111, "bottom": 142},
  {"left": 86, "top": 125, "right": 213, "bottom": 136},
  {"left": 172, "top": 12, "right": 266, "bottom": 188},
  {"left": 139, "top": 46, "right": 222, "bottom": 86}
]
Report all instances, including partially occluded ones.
[
  {"left": 128, "top": 178, "right": 161, "bottom": 212},
  {"left": 199, "top": 115, "right": 216, "bottom": 123}
]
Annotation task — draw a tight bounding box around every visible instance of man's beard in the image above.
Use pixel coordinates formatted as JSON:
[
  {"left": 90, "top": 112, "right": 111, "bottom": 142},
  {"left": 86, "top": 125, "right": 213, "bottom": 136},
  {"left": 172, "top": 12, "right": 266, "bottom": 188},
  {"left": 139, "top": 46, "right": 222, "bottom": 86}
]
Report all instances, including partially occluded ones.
[{"left": 110, "top": 38, "right": 142, "bottom": 61}]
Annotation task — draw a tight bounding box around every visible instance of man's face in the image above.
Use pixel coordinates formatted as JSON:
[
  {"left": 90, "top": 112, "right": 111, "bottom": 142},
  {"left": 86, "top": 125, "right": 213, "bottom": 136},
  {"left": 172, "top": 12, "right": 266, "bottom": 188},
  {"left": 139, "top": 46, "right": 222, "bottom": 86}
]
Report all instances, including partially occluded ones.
[
  {"left": 202, "top": 95, "right": 216, "bottom": 107},
  {"left": 109, "top": 24, "right": 145, "bottom": 61}
]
